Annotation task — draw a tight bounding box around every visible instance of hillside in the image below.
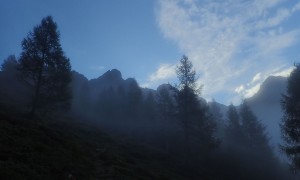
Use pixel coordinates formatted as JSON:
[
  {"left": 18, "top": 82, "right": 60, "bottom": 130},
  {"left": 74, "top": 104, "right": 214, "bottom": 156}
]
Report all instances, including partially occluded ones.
[
  {"left": 0, "top": 67, "right": 293, "bottom": 179},
  {"left": 0, "top": 105, "right": 197, "bottom": 180}
]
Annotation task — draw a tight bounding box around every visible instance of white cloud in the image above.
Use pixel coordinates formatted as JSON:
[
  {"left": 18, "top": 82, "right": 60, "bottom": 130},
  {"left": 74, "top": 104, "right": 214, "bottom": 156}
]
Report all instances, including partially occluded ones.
[
  {"left": 251, "top": 73, "right": 262, "bottom": 84},
  {"left": 271, "top": 66, "right": 295, "bottom": 77},
  {"left": 143, "top": 63, "right": 177, "bottom": 88},
  {"left": 234, "top": 66, "right": 294, "bottom": 100},
  {"left": 244, "top": 83, "right": 261, "bottom": 98},
  {"left": 235, "top": 85, "right": 245, "bottom": 93},
  {"left": 235, "top": 73, "right": 263, "bottom": 99},
  {"left": 153, "top": 0, "right": 300, "bottom": 104},
  {"left": 149, "top": 63, "right": 176, "bottom": 82}
]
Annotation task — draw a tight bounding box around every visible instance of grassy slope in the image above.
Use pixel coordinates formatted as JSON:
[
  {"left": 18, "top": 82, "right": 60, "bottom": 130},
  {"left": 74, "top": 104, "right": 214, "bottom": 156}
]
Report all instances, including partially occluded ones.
[{"left": 0, "top": 107, "right": 189, "bottom": 180}]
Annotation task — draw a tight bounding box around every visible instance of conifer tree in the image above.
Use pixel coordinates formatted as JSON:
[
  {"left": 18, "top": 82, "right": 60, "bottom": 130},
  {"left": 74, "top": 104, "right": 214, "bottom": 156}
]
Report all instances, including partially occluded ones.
[
  {"left": 240, "top": 101, "right": 271, "bottom": 153},
  {"left": 1, "top": 55, "right": 18, "bottom": 72},
  {"left": 281, "top": 64, "right": 300, "bottom": 170},
  {"left": 225, "top": 104, "right": 243, "bottom": 146},
  {"left": 19, "top": 16, "right": 71, "bottom": 116},
  {"left": 227, "top": 104, "right": 240, "bottom": 130},
  {"left": 176, "top": 55, "right": 217, "bottom": 155}
]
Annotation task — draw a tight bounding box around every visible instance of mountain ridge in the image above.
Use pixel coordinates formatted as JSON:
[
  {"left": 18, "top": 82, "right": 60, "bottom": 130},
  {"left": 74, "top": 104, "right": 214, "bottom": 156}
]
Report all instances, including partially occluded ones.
[{"left": 70, "top": 69, "right": 288, "bottom": 156}]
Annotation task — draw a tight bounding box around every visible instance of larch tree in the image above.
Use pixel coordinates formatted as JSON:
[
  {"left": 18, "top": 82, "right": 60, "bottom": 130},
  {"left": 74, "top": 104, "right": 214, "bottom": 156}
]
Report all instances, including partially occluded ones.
[
  {"left": 281, "top": 63, "right": 300, "bottom": 170},
  {"left": 19, "top": 16, "right": 71, "bottom": 116},
  {"left": 176, "top": 55, "right": 217, "bottom": 155}
]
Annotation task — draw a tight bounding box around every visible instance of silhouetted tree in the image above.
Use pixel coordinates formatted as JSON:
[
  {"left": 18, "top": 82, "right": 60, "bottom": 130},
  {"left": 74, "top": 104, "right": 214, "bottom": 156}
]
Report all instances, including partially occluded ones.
[
  {"left": 176, "top": 55, "right": 217, "bottom": 156},
  {"left": 224, "top": 104, "right": 243, "bottom": 146},
  {"left": 240, "top": 101, "right": 269, "bottom": 150},
  {"left": 227, "top": 104, "right": 240, "bottom": 130},
  {"left": 18, "top": 16, "right": 71, "bottom": 116},
  {"left": 281, "top": 63, "right": 300, "bottom": 170},
  {"left": 210, "top": 99, "right": 225, "bottom": 138},
  {"left": 0, "top": 55, "right": 29, "bottom": 108},
  {"left": 157, "top": 84, "right": 177, "bottom": 152},
  {"left": 1, "top": 55, "right": 19, "bottom": 72}
]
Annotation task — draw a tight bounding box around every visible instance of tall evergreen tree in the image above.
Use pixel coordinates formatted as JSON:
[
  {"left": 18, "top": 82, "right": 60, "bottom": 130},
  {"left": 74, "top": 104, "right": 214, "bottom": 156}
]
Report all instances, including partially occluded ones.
[
  {"left": 176, "top": 55, "right": 217, "bottom": 155},
  {"left": 227, "top": 104, "right": 240, "bottom": 130},
  {"left": 225, "top": 104, "right": 243, "bottom": 146},
  {"left": 210, "top": 99, "right": 225, "bottom": 138},
  {"left": 281, "top": 64, "right": 300, "bottom": 170},
  {"left": 240, "top": 101, "right": 270, "bottom": 153},
  {"left": 19, "top": 16, "right": 71, "bottom": 116}
]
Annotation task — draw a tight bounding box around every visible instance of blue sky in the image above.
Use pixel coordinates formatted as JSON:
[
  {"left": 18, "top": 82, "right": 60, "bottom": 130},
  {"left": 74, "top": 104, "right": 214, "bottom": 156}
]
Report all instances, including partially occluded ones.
[{"left": 1, "top": 0, "right": 300, "bottom": 105}]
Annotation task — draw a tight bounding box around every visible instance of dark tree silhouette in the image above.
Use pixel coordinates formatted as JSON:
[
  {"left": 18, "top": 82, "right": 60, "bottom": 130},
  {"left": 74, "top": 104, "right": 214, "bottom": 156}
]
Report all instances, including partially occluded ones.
[
  {"left": 0, "top": 55, "right": 29, "bottom": 108},
  {"left": 227, "top": 104, "right": 240, "bottom": 130},
  {"left": 281, "top": 63, "right": 300, "bottom": 170},
  {"left": 176, "top": 55, "right": 217, "bottom": 155},
  {"left": 157, "top": 84, "right": 177, "bottom": 152},
  {"left": 210, "top": 99, "right": 223, "bottom": 123},
  {"left": 240, "top": 101, "right": 269, "bottom": 150},
  {"left": 210, "top": 99, "right": 225, "bottom": 138},
  {"left": 224, "top": 104, "right": 243, "bottom": 147},
  {"left": 1, "top": 55, "right": 18, "bottom": 72},
  {"left": 18, "top": 16, "right": 71, "bottom": 116}
]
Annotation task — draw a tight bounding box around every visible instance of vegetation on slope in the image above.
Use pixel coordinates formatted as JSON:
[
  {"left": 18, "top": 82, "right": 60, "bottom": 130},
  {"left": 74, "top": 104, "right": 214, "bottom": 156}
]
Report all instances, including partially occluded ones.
[{"left": 0, "top": 105, "right": 193, "bottom": 180}]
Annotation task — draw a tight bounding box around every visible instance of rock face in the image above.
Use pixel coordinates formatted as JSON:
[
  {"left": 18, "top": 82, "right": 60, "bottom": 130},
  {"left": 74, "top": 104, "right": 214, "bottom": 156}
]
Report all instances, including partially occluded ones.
[
  {"left": 70, "top": 69, "right": 143, "bottom": 115},
  {"left": 246, "top": 76, "right": 287, "bottom": 154},
  {"left": 88, "top": 69, "right": 124, "bottom": 102},
  {"left": 248, "top": 76, "right": 287, "bottom": 104}
]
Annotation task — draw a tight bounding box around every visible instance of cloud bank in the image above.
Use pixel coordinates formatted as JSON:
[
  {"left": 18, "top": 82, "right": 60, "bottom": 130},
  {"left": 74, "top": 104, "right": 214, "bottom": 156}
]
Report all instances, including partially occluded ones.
[{"left": 148, "top": 0, "right": 300, "bottom": 104}]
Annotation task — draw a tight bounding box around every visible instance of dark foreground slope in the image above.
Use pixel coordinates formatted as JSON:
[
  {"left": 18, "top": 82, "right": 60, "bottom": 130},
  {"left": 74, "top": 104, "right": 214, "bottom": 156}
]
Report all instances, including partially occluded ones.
[{"left": 0, "top": 106, "right": 191, "bottom": 180}]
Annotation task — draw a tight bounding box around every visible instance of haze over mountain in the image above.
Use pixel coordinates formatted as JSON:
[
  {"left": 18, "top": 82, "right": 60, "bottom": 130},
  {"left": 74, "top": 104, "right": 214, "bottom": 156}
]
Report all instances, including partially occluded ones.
[
  {"left": 247, "top": 76, "right": 287, "bottom": 155},
  {"left": 0, "top": 63, "right": 293, "bottom": 179},
  {"left": 70, "top": 69, "right": 288, "bottom": 156}
]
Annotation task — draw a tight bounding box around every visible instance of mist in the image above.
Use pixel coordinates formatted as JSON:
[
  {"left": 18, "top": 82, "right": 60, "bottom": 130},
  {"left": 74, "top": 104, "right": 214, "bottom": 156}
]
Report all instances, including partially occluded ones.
[
  {"left": 1, "top": 59, "right": 296, "bottom": 179},
  {"left": 0, "top": 14, "right": 299, "bottom": 179}
]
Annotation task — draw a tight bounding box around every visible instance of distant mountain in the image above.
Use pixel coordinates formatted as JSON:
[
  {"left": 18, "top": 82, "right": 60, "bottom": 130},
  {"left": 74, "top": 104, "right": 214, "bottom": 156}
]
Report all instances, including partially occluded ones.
[
  {"left": 70, "top": 69, "right": 147, "bottom": 120},
  {"left": 72, "top": 69, "right": 139, "bottom": 99},
  {"left": 248, "top": 76, "right": 287, "bottom": 105},
  {"left": 205, "top": 76, "right": 287, "bottom": 156},
  {"left": 208, "top": 101, "right": 228, "bottom": 119},
  {"left": 89, "top": 69, "right": 124, "bottom": 101},
  {"left": 71, "top": 69, "right": 288, "bottom": 156},
  {"left": 247, "top": 76, "right": 287, "bottom": 155}
]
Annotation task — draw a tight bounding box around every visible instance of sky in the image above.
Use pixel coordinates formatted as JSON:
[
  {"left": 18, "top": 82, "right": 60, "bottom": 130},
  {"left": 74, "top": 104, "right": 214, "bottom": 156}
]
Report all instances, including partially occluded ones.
[{"left": 1, "top": 0, "right": 300, "bottom": 105}]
